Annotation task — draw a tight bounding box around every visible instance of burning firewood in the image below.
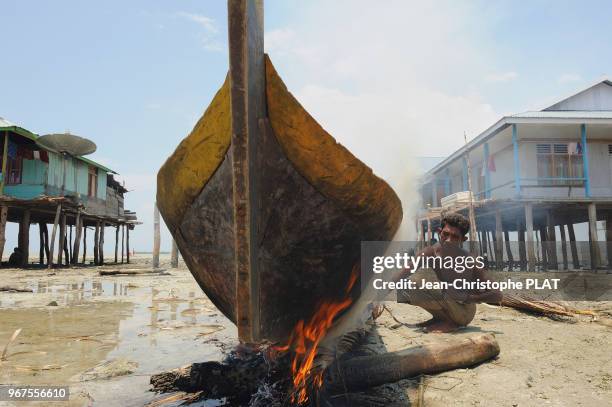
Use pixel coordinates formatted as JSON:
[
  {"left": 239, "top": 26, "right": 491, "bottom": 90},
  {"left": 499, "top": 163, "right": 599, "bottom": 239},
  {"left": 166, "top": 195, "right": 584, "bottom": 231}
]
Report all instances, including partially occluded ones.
[{"left": 150, "top": 332, "right": 499, "bottom": 406}]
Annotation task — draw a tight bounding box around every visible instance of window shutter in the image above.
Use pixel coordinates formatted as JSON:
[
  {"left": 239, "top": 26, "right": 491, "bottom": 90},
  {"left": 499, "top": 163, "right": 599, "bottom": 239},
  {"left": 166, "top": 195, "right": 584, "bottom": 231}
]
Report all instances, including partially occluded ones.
[
  {"left": 536, "top": 144, "right": 551, "bottom": 154},
  {"left": 553, "top": 144, "right": 568, "bottom": 154}
]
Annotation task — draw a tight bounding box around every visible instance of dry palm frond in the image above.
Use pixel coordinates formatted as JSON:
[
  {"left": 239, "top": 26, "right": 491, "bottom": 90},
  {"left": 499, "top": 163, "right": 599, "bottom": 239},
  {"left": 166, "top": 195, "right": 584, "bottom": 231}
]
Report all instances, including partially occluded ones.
[
  {"left": 497, "top": 294, "right": 598, "bottom": 318},
  {"left": 1, "top": 328, "right": 22, "bottom": 362}
]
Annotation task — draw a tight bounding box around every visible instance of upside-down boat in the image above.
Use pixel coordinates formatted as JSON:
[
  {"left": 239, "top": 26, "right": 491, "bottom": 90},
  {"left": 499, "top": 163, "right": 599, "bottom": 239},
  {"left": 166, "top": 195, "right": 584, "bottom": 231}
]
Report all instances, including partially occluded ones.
[{"left": 156, "top": 1, "right": 402, "bottom": 343}]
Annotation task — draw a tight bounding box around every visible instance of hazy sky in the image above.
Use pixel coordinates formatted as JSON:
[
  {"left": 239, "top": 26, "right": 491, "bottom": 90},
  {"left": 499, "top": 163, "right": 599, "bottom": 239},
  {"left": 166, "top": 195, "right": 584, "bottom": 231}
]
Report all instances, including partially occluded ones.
[{"left": 1, "top": 0, "right": 611, "bottom": 251}]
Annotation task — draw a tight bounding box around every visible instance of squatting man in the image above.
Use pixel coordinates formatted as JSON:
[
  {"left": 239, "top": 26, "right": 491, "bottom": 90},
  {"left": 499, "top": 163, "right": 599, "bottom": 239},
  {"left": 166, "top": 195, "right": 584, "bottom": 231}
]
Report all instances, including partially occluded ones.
[{"left": 393, "top": 213, "right": 503, "bottom": 333}]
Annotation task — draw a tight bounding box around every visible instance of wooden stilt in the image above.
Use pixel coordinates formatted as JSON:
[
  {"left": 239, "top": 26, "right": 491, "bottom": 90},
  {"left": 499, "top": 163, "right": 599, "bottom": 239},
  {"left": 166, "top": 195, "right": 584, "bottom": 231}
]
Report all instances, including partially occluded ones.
[
  {"left": 495, "top": 210, "right": 503, "bottom": 269},
  {"left": 63, "top": 223, "right": 69, "bottom": 266},
  {"left": 480, "top": 230, "right": 488, "bottom": 265},
  {"left": 171, "top": 238, "right": 179, "bottom": 268},
  {"left": 48, "top": 204, "right": 62, "bottom": 268},
  {"left": 99, "top": 222, "right": 105, "bottom": 265},
  {"left": 43, "top": 223, "right": 50, "bottom": 264},
  {"left": 20, "top": 209, "right": 31, "bottom": 267},
  {"left": 114, "top": 224, "right": 119, "bottom": 263},
  {"left": 567, "top": 223, "right": 579, "bottom": 269},
  {"left": 58, "top": 213, "right": 66, "bottom": 266},
  {"left": 39, "top": 222, "right": 45, "bottom": 264},
  {"left": 426, "top": 217, "right": 432, "bottom": 243},
  {"left": 539, "top": 227, "right": 548, "bottom": 270},
  {"left": 82, "top": 224, "right": 87, "bottom": 264},
  {"left": 72, "top": 211, "right": 82, "bottom": 265},
  {"left": 487, "top": 230, "right": 494, "bottom": 265},
  {"left": 546, "top": 212, "right": 558, "bottom": 270},
  {"left": 68, "top": 224, "right": 73, "bottom": 263},
  {"left": 121, "top": 224, "right": 125, "bottom": 263},
  {"left": 504, "top": 230, "right": 513, "bottom": 270},
  {"left": 126, "top": 226, "right": 130, "bottom": 264},
  {"left": 525, "top": 203, "right": 535, "bottom": 271},
  {"left": 559, "top": 224, "right": 568, "bottom": 270},
  {"left": 588, "top": 203, "right": 601, "bottom": 269},
  {"left": 153, "top": 204, "right": 160, "bottom": 268},
  {"left": 93, "top": 221, "right": 100, "bottom": 265},
  {"left": 517, "top": 218, "right": 526, "bottom": 271},
  {"left": 0, "top": 205, "right": 7, "bottom": 263}
]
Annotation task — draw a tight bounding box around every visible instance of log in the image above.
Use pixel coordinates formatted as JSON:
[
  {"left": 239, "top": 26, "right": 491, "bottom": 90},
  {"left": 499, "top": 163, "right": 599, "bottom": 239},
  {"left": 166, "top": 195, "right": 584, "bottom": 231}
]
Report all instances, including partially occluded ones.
[
  {"left": 99, "top": 268, "right": 167, "bottom": 276},
  {"left": 323, "top": 333, "right": 499, "bottom": 392}
]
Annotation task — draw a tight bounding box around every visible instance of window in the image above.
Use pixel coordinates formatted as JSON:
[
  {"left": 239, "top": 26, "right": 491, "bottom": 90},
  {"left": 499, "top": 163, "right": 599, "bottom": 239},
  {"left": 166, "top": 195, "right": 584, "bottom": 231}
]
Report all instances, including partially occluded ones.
[
  {"left": 536, "top": 143, "right": 583, "bottom": 186},
  {"left": 6, "top": 155, "right": 22, "bottom": 185},
  {"left": 88, "top": 166, "right": 98, "bottom": 197}
]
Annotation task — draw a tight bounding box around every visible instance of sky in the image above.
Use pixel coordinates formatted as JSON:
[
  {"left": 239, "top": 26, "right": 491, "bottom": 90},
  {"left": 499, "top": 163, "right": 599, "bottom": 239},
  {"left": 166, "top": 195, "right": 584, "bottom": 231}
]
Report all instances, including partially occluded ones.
[{"left": 1, "top": 0, "right": 611, "bottom": 252}]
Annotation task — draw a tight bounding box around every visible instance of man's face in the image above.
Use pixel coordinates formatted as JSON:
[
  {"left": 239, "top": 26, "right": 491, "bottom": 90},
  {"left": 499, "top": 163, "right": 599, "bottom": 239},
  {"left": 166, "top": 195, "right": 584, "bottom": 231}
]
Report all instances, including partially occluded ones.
[{"left": 439, "top": 224, "right": 467, "bottom": 245}]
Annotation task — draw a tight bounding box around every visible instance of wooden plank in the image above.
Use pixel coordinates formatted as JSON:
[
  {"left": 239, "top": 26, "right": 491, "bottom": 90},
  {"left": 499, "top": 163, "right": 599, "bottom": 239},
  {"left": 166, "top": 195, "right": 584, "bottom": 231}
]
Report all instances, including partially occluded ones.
[
  {"left": 48, "top": 204, "right": 61, "bottom": 268},
  {"left": 228, "top": 0, "right": 265, "bottom": 343},
  {"left": 153, "top": 204, "right": 160, "bottom": 268},
  {"left": 517, "top": 218, "right": 526, "bottom": 271}
]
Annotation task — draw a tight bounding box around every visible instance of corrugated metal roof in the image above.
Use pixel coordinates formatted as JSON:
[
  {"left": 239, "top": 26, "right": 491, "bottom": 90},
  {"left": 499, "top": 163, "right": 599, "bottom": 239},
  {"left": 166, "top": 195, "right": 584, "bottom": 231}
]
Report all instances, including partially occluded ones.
[
  {"left": 510, "top": 111, "right": 612, "bottom": 119},
  {"left": 0, "top": 116, "right": 116, "bottom": 173}
]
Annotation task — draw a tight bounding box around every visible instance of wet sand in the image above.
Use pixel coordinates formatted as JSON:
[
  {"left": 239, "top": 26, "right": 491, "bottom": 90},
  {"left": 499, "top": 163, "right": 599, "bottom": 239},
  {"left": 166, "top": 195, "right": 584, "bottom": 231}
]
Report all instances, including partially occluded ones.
[
  {"left": 1, "top": 256, "right": 611, "bottom": 406},
  {"left": 0, "top": 254, "right": 236, "bottom": 406}
]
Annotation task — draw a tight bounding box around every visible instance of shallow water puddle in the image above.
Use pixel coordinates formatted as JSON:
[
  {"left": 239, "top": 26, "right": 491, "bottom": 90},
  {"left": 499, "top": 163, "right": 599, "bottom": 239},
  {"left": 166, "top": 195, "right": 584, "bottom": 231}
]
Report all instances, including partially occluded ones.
[{"left": 0, "top": 275, "right": 237, "bottom": 405}]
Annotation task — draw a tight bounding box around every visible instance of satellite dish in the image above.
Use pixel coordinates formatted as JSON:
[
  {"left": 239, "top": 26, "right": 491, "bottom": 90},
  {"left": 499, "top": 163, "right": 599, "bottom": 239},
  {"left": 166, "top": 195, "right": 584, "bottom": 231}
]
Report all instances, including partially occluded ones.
[{"left": 37, "top": 132, "right": 97, "bottom": 156}]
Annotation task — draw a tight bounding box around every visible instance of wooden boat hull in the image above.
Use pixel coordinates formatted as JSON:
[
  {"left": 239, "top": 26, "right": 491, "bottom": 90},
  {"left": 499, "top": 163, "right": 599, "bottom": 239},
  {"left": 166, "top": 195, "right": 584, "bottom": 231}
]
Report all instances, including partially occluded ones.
[{"left": 157, "top": 56, "right": 402, "bottom": 342}]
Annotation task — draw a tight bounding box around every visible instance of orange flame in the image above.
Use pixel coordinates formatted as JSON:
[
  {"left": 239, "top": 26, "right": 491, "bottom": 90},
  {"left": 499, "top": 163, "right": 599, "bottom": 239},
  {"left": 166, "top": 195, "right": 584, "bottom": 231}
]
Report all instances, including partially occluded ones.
[{"left": 275, "top": 266, "right": 359, "bottom": 404}]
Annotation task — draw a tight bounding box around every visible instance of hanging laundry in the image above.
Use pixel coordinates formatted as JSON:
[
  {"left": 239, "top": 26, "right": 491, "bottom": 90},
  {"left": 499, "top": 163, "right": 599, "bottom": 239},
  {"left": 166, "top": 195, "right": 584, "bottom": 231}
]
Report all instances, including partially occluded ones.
[
  {"left": 33, "top": 150, "right": 41, "bottom": 160},
  {"left": 576, "top": 142, "right": 583, "bottom": 154}
]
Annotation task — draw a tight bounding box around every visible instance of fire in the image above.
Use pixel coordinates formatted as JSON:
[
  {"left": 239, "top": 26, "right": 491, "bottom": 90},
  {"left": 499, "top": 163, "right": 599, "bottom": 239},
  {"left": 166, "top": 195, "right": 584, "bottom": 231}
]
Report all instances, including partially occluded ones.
[{"left": 275, "top": 266, "right": 359, "bottom": 405}]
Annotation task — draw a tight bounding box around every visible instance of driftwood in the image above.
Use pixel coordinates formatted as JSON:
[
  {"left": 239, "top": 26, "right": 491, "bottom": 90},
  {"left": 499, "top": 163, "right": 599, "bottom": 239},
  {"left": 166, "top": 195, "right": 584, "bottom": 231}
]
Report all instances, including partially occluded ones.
[
  {"left": 0, "top": 286, "right": 33, "bottom": 293},
  {"left": 99, "top": 268, "right": 167, "bottom": 276}
]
